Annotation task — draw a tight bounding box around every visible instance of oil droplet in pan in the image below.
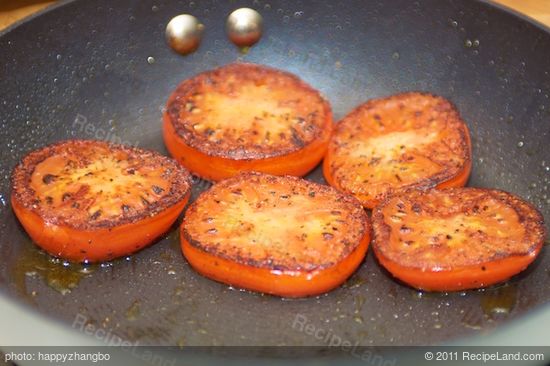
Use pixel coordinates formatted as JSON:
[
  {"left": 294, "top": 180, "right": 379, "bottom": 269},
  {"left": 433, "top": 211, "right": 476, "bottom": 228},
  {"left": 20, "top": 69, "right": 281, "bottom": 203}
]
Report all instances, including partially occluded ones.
[
  {"left": 12, "top": 240, "right": 95, "bottom": 297},
  {"left": 461, "top": 307, "right": 483, "bottom": 330},
  {"left": 177, "top": 336, "right": 186, "bottom": 348},
  {"left": 480, "top": 284, "right": 517, "bottom": 319},
  {"left": 125, "top": 300, "right": 141, "bottom": 321}
]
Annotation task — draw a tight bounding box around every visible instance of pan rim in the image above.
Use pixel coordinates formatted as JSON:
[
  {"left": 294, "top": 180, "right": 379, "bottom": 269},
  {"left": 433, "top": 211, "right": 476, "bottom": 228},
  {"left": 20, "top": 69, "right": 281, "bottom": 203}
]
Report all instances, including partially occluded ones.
[
  {"left": 0, "top": 0, "right": 75, "bottom": 37},
  {"left": 478, "top": 0, "right": 550, "bottom": 34}
]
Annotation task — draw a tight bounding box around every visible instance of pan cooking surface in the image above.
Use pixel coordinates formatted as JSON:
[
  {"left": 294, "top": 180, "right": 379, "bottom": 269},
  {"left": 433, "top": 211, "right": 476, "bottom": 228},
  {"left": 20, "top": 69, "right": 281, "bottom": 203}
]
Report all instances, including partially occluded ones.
[{"left": 0, "top": 0, "right": 549, "bottom": 346}]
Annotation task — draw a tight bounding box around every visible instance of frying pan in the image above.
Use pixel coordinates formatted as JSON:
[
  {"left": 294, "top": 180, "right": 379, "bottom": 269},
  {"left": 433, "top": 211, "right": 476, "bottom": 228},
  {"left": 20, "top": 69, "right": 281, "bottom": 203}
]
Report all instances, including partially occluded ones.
[{"left": 0, "top": 0, "right": 549, "bottom": 363}]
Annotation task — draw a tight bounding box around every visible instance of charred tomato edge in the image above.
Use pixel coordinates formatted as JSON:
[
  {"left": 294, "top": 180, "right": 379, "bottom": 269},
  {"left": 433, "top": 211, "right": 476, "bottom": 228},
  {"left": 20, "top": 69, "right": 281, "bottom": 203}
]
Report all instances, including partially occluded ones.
[
  {"left": 11, "top": 139, "right": 192, "bottom": 230},
  {"left": 165, "top": 63, "right": 333, "bottom": 160},
  {"left": 182, "top": 171, "right": 370, "bottom": 271}
]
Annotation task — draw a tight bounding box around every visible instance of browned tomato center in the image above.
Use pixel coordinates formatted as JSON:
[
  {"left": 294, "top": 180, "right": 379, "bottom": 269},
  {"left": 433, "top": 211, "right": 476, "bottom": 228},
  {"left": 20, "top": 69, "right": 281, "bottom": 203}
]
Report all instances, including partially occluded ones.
[
  {"left": 166, "top": 63, "right": 331, "bottom": 159},
  {"left": 373, "top": 188, "right": 544, "bottom": 270},
  {"left": 12, "top": 140, "right": 190, "bottom": 230},
  {"left": 183, "top": 172, "right": 368, "bottom": 271},
  {"left": 325, "top": 93, "right": 471, "bottom": 207}
]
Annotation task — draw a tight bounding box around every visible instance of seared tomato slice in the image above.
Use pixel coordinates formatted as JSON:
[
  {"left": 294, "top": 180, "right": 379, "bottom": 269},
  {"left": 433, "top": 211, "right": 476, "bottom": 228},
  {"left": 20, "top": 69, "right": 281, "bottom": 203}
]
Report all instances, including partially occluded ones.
[
  {"left": 372, "top": 188, "right": 546, "bottom": 291},
  {"left": 324, "top": 92, "right": 472, "bottom": 208},
  {"left": 11, "top": 140, "right": 191, "bottom": 262},
  {"left": 163, "top": 63, "right": 333, "bottom": 181},
  {"left": 181, "top": 172, "right": 369, "bottom": 297}
]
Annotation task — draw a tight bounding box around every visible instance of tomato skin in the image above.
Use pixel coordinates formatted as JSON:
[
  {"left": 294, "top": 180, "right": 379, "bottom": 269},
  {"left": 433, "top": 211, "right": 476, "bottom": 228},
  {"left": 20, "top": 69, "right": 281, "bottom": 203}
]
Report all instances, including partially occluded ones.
[
  {"left": 12, "top": 194, "right": 189, "bottom": 262},
  {"left": 181, "top": 229, "right": 370, "bottom": 298},
  {"left": 180, "top": 171, "right": 370, "bottom": 297},
  {"left": 373, "top": 245, "right": 542, "bottom": 292},
  {"left": 163, "top": 112, "right": 332, "bottom": 182},
  {"left": 162, "top": 63, "right": 334, "bottom": 181}
]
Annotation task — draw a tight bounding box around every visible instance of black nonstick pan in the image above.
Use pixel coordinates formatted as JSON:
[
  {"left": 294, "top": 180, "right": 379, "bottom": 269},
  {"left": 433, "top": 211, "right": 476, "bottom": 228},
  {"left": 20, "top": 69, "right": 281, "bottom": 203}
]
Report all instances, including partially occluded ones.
[{"left": 0, "top": 0, "right": 549, "bottom": 358}]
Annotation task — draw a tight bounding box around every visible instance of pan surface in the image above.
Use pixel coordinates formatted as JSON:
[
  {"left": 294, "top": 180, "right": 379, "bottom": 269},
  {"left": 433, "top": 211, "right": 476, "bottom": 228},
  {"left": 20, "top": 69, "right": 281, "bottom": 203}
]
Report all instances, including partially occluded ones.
[{"left": 0, "top": 0, "right": 549, "bottom": 347}]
